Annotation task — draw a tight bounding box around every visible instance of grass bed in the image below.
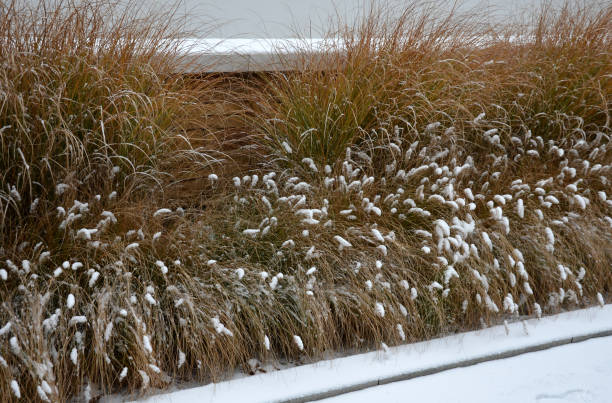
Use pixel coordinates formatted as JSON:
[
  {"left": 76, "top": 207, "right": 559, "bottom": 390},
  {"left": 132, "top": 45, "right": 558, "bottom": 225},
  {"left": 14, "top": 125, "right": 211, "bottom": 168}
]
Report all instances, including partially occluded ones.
[{"left": 0, "top": 0, "right": 610, "bottom": 400}]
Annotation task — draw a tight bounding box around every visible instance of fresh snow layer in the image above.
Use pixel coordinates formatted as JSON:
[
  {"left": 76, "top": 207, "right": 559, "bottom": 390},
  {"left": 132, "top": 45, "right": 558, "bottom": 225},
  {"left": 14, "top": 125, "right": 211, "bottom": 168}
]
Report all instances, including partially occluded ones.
[
  {"left": 322, "top": 335, "right": 612, "bottom": 403},
  {"left": 175, "top": 38, "right": 338, "bottom": 73},
  {"left": 132, "top": 305, "right": 612, "bottom": 403},
  {"left": 179, "top": 38, "right": 332, "bottom": 55}
]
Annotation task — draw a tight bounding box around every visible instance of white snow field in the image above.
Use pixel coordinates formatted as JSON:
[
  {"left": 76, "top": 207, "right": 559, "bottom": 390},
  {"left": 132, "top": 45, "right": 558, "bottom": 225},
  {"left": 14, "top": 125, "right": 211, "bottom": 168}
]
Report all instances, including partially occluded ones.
[
  {"left": 322, "top": 336, "right": 612, "bottom": 403},
  {"left": 144, "top": 0, "right": 600, "bottom": 39},
  {"left": 22, "top": 0, "right": 605, "bottom": 72},
  {"left": 130, "top": 305, "right": 612, "bottom": 403}
]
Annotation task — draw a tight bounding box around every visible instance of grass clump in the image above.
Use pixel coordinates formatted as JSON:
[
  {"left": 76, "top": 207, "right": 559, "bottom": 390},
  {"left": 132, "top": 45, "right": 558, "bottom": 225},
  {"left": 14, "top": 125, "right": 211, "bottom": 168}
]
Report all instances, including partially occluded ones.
[{"left": 0, "top": 0, "right": 611, "bottom": 401}]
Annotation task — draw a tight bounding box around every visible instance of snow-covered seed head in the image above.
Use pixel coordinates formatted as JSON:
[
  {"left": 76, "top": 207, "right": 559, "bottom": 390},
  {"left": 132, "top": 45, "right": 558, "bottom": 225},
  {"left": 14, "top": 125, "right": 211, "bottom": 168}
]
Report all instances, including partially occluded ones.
[
  {"left": 153, "top": 208, "right": 172, "bottom": 217},
  {"left": 10, "top": 380, "right": 20, "bottom": 398},
  {"left": 396, "top": 324, "right": 406, "bottom": 341},
  {"left": 293, "top": 335, "right": 304, "bottom": 351},
  {"left": 264, "top": 335, "right": 271, "bottom": 351},
  {"left": 67, "top": 294, "right": 75, "bottom": 309},
  {"left": 333, "top": 235, "right": 352, "bottom": 251},
  {"left": 282, "top": 141, "right": 293, "bottom": 154},
  {"left": 597, "top": 293, "right": 605, "bottom": 307}
]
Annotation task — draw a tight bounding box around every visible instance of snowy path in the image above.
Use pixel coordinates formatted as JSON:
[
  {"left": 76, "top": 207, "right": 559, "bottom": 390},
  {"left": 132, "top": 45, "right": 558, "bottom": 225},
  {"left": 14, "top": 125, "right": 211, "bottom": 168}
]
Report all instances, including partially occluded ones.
[
  {"left": 321, "top": 335, "right": 612, "bottom": 403},
  {"left": 130, "top": 305, "right": 612, "bottom": 403}
]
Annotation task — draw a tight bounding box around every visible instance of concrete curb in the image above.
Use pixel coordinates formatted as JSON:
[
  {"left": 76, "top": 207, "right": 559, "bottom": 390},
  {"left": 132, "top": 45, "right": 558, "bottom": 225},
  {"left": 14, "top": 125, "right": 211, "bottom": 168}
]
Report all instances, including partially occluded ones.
[{"left": 285, "top": 328, "right": 612, "bottom": 403}]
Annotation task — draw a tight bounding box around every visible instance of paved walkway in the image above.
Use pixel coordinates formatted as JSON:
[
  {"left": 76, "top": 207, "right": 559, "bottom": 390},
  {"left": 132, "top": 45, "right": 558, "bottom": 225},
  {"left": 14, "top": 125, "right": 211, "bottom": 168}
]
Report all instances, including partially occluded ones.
[
  {"left": 321, "top": 335, "right": 612, "bottom": 403},
  {"left": 126, "top": 305, "right": 612, "bottom": 403}
]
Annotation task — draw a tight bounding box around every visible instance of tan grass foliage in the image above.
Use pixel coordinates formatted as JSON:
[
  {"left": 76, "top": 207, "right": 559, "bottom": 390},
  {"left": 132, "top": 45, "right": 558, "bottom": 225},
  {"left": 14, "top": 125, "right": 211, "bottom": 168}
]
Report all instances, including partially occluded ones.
[{"left": 0, "top": 0, "right": 610, "bottom": 401}]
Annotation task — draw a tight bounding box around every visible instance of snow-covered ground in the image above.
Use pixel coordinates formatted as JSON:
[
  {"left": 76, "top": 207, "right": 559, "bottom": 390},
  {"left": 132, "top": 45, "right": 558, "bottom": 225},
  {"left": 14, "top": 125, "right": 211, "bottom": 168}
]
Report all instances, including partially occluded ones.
[
  {"left": 124, "top": 0, "right": 605, "bottom": 38},
  {"left": 128, "top": 305, "right": 612, "bottom": 403},
  {"left": 323, "top": 335, "right": 612, "bottom": 403}
]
